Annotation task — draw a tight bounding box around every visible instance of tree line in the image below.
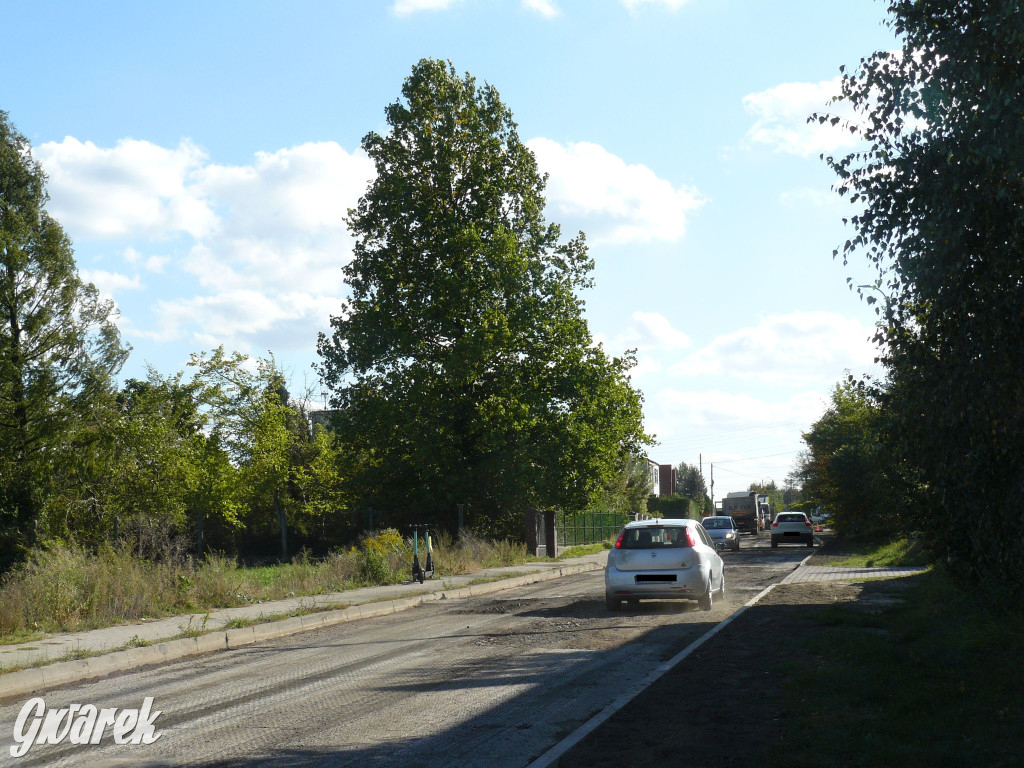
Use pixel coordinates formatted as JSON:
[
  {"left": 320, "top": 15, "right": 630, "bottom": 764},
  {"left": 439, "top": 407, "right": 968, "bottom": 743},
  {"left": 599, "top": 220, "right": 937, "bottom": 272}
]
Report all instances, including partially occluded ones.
[
  {"left": 792, "top": 0, "right": 1024, "bottom": 604},
  {"left": 1, "top": 60, "right": 651, "bottom": 568}
]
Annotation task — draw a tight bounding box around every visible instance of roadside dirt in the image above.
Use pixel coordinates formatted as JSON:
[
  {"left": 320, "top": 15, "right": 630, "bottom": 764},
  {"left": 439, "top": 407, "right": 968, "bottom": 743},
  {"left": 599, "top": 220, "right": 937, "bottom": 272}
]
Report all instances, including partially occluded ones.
[{"left": 556, "top": 578, "right": 902, "bottom": 768}]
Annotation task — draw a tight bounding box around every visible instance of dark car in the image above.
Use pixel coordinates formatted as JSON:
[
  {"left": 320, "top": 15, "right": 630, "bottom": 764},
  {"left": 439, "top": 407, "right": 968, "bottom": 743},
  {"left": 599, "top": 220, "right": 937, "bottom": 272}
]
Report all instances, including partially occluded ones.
[{"left": 701, "top": 515, "right": 740, "bottom": 552}]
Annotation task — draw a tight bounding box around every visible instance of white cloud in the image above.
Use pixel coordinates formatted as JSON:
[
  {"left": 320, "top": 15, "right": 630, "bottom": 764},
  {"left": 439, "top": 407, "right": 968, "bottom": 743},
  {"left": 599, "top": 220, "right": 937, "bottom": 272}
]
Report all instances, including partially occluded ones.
[
  {"left": 655, "top": 388, "right": 826, "bottom": 435},
  {"left": 628, "top": 355, "right": 663, "bottom": 378},
  {"left": 37, "top": 132, "right": 699, "bottom": 360},
  {"left": 79, "top": 269, "right": 143, "bottom": 297},
  {"left": 615, "top": 312, "right": 880, "bottom": 482},
  {"left": 600, "top": 311, "right": 691, "bottom": 352},
  {"left": 124, "top": 246, "right": 169, "bottom": 273},
  {"left": 35, "top": 137, "right": 217, "bottom": 238},
  {"left": 393, "top": 0, "right": 462, "bottom": 14},
  {"left": 670, "top": 311, "right": 878, "bottom": 385},
  {"left": 528, "top": 138, "right": 703, "bottom": 244},
  {"left": 145, "top": 255, "right": 169, "bottom": 273},
  {"left": 196, "top": 142, "right": 370, "bottom": 239},
  {"left": 742, "top": 77, "right": 860, "bottom": 157},
  {"left": 393, "top": 0, "right": 557, "bottom": 15},
  {"left": 150, "top": 290, "right": 340, "bottom": 349},
  {"left": 644, "top": 388, "right": 828, "bottom": 486},
  {"left": 621, "top": 0, "right": 693, "bottom": 11},
  {"left": 37, "top": 137, "right": 374, "bottom": 354},
  {"left": 182, "top": 142, "right": 374, "bottom": 299},
  {"left": 522, "top": 0, "right": 559, "bottom": 16}
]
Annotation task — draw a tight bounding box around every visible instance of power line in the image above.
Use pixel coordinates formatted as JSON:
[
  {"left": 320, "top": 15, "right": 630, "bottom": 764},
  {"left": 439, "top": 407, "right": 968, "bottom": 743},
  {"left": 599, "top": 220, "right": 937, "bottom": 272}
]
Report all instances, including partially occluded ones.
[
  {"left": 652, "top": 421, "right": 813, "bottom": 453},
  {"left": 654, "top": 417, "right": 809, "bottom": 442},
  {"left": 712, "top": 449, "right": 802, "bottom": 464},
  {"left": 712, "top": 462, "right": 790, "bottom": 481},
  {"left": 714, "top": 465, "right": 779, "bottom": 481}
]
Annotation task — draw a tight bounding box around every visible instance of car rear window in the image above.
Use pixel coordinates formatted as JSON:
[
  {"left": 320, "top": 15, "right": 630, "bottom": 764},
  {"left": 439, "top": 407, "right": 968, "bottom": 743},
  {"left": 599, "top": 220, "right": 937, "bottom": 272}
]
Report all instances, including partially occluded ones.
[
  {"left": 619, "top": 526, "right": 692, "bottom": 548},
  {"left": 614, "top": 528, "right": 696, "bottom": 548},
  {"left": 702, "top": 518, "right": 732, "bottom": 529},
  {"left": 778, "top": 514, "right": 805, "bottom": 523}
]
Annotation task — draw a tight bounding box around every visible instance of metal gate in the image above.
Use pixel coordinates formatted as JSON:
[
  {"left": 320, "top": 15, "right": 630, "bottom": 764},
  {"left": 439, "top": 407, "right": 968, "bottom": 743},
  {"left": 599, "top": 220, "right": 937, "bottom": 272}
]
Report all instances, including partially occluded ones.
[{"left": 555, "top": 510, "right": 655, "bottom": 547}]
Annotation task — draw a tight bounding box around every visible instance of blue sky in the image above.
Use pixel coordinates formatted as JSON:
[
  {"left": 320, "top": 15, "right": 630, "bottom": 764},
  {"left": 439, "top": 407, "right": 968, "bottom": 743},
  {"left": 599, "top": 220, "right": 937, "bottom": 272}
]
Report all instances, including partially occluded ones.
[{"left": 3, "top": 0, "right": 899, "bottom": 497}]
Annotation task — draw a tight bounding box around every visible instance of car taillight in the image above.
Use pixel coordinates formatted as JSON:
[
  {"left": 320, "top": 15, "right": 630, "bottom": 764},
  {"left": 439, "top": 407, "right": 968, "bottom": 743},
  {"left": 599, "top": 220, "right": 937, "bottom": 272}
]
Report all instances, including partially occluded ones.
[
  {"left": 614, "top": 530, "right": 626, "bottom": 549},
  {"left": 683, "top": 527, "right": 698, "bottom": 547},
  {"left": 805, "top": 519, "right": 812, "bottom": 527},
  {"left": 771, "top": 521, "right": 778, "bottom": 528}
]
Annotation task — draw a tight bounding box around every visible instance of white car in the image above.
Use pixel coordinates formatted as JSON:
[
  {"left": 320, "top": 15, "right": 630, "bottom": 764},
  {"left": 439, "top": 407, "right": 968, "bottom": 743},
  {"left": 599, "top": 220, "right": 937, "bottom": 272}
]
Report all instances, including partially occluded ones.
[
  {"left": 605, "top": 519, "right": 725, "bottom": 611},
  {"left": 770, "top": 512, "right": 815, "bottom": 548}
]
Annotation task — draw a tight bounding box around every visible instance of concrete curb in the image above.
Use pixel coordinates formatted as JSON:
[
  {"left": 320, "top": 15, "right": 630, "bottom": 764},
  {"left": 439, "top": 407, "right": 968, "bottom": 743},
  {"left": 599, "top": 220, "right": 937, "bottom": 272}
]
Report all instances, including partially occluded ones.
[{"left": 0, "top": 560, "right": 602, "bottom": 700}]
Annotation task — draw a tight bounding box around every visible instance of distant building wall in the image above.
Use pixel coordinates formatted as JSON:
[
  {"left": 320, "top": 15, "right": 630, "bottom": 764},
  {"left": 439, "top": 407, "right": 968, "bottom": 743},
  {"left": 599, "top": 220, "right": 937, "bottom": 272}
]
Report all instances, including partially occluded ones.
[
  {"left": 309, "top": 409, "right": 343, "bottom": 430},
  {"left": 658, "top": 464, "right": 677, "bottom": 497},
  {"left": 647, "top": 459, "right": 661, "bottom": 497}
]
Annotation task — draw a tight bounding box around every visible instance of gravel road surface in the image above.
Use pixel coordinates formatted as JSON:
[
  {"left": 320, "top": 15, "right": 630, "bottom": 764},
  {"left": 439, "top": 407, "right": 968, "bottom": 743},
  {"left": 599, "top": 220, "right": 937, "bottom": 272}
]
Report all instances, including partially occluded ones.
[{"left": 0, "top": 537, "right": 806, "bottom": 767}]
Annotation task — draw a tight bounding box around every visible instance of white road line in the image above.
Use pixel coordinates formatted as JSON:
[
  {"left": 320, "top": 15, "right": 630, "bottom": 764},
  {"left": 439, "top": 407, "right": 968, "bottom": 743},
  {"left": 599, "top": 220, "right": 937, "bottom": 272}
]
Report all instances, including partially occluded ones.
[{"left": 524, "top": 583, "right": 779, "bottom": 768}]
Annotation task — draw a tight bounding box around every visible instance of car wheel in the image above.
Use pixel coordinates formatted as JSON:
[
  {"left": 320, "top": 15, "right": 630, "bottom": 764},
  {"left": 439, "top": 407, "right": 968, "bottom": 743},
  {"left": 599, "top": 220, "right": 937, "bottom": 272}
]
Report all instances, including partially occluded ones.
[
  {"left": 698, "top": 583, "right": 713, "bottom": 612},
  {"left": 606, "top": 594, "right": 622, "bottom": 611},
  {"left": 771, "top": 538, "right": 778, "bottom": 548},
  {"left": 717, "top": 572, "right": 726, "bottom": 598},
  {"left": 808, "top": 538, "right": 815, "bottom": 547}
]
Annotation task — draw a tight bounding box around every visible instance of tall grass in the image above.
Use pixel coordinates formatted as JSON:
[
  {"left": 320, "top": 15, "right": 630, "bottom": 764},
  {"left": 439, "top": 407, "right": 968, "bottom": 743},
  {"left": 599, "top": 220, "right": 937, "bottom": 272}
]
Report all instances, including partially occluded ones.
[
  {"left": 0, "top": 529, "right": 529, "bottom": 640},
  {"left": 770, "top": 569, "right": 1024, "bottom": 768},
  {"left": 816, "top": 535, "right": 930, "bottom": 568}
]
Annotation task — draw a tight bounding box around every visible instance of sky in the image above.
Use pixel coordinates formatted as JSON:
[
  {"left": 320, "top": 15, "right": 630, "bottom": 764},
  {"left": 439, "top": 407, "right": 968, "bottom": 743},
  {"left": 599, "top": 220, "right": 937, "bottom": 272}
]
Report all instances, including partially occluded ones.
[{"left": 2, "top": 0, "right": 900, "bottom": 500}]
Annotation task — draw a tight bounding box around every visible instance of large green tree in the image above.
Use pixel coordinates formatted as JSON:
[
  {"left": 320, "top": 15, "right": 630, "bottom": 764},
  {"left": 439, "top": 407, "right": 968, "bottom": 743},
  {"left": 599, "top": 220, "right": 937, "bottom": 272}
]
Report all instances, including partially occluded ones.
[
  {"left": 791, "top": 382, "right": 901, "bottom": 535},
  {"left": 590, "top": 451, "right": 653, "bottom": 518},
  {"left": 190, "top": 347, "right": 336, "bottom": 559},
  {"left": 317, "top": 59, "right": 648, "bottom": 536},
  {"left": 675, "top": 462, "right": 707, "bottom": 501},
  {"left": 0, "top": 112, "right": 127, "bottom": 561},
  {"left": 106, "top": 372, "right": 241, "bottom": 556},
  {"left": 820, "top": 1, "right": 1024, "bottom": 593}
]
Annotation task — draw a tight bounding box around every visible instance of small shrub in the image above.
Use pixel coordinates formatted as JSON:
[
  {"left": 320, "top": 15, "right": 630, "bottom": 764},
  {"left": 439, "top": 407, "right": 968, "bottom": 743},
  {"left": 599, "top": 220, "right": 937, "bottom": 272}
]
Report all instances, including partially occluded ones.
[{"left": 356, "top": 529, "right": 408, "bottom": 584}]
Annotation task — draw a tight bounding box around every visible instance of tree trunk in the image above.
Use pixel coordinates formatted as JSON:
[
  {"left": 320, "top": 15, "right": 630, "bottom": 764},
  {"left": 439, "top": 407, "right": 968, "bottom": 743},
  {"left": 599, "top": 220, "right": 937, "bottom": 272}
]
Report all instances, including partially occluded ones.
[
  {"left": 274, "top": 492, "right": 288, "bottom": 561},
  {"left": 195, "top": 511, "right": 206, "bottom": 556}
]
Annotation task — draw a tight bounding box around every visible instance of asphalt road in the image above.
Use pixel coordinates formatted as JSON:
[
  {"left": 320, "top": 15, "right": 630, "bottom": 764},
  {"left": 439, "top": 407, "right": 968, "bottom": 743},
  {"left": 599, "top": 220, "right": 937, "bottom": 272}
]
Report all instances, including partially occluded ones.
[{"left": 0, "top": 531, "right": 807, "bottom": 767}]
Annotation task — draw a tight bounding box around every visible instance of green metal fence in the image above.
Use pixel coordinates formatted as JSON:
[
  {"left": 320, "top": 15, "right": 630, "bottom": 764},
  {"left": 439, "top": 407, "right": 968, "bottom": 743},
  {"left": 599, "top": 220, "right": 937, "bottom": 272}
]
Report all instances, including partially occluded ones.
[{"left": 555, "top": 510, "right": 654, "bottom": 547}]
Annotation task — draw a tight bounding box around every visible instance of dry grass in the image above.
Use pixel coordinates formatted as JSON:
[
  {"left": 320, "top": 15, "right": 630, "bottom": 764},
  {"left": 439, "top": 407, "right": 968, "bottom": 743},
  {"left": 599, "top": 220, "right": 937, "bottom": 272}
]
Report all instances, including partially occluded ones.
[{"left": 0, "top": 529, "right": 530, "bottom": 639}]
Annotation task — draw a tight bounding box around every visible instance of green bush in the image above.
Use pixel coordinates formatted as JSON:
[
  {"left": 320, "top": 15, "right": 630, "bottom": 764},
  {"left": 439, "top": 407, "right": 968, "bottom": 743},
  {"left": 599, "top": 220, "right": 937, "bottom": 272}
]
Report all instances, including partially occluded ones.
[{"left": 646, "top": 495, "right": 699, "bottom": 520}]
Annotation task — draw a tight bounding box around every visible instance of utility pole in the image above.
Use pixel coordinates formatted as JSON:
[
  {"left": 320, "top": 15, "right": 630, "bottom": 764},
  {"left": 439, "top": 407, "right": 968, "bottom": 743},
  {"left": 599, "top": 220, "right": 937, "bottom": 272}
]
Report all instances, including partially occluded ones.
[{"left": 710, "top": 463, "right": 714, "bottom": 509}]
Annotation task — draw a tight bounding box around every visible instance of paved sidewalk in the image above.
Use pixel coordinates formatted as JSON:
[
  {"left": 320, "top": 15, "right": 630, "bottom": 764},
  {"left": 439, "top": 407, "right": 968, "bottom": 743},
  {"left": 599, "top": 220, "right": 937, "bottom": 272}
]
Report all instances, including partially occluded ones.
[
  {"left": 782, "top": 564, "right": 929, "bottom": 583},
  {"left": 0, "top": 552, "right": 608, "bottom": 691}
]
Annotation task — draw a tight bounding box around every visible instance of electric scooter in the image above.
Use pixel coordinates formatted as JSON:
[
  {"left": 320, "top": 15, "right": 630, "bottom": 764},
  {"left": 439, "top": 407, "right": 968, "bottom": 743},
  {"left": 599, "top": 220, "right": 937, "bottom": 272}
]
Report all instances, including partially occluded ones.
[{"left": 411, "top": 524, "right": 435, "bottom": 584}]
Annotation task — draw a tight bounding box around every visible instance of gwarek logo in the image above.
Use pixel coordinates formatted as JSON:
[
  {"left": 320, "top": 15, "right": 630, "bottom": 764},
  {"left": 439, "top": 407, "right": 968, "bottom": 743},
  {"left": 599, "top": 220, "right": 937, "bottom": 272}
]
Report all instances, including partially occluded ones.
[{"left": 9, "top": 696, "right": 162, "bottom": 758}]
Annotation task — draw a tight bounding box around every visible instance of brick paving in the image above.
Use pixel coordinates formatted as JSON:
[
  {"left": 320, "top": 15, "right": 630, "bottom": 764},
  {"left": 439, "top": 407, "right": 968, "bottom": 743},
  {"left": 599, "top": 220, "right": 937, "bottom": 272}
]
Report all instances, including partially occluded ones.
[{"left": 782, "top": 564, "right": 930, "bottom": 583}]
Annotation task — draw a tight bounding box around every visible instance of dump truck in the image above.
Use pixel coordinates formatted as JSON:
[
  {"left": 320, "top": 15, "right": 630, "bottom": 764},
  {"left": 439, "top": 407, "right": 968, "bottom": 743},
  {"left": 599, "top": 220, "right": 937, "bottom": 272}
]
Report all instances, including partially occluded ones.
[{"left": 722, "top": 491, "right": 760, "bottom": 535}]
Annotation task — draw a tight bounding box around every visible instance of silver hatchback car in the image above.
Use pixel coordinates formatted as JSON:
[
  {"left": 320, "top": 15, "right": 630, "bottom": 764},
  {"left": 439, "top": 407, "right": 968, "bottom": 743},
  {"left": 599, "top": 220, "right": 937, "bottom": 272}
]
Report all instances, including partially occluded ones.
[
  {"left": 701, "top": 515, "right": 740, "bottom": 552},
  {"left": 605, "top": 519, "right": 725, "bottom": 611}
]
